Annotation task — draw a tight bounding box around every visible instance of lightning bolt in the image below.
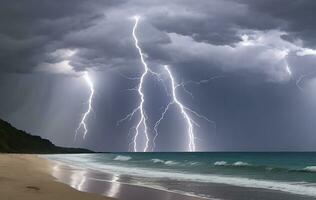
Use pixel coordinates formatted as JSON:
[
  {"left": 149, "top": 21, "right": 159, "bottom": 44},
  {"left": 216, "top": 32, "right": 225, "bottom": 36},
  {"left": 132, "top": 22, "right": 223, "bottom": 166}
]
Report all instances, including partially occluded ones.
[
  {"left": 119, "top": 16, "right": 216, "bottom": 152},
  {"left": 153, "top": 65, "right": 215, "bottom": 151},
  {"left": 75, "top": 71, "right": 95, "bottom": 141},
  {"left": 286, "top": 64, "right": 306, "bottom": 92},
  {"left": 286, "top": 65, "right": 292, "bottom": 77},
  {"left": 131, "top": 15, "right": 151, "bottom": 152},
  {"left": 118, "top": 16, "right": 153, "bottom": 152},
  {"left": 178, "top": 75, "right": 226, "bottom": 99}
]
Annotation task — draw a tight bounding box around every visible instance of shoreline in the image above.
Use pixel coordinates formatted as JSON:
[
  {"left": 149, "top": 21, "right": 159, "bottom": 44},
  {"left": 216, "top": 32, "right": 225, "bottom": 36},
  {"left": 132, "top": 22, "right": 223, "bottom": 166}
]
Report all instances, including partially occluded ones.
[
  {"left": 46, "top": 157, "right": 206, "bottom": 200},
  {"left": 2, "top": 153, "right": 315, "bottom": 200},
  {"left": 43, "top": 154, "right": 316, "bottom": 200},
  {"left": 0, "top": 154, "right": 113, "bottom": 200}
]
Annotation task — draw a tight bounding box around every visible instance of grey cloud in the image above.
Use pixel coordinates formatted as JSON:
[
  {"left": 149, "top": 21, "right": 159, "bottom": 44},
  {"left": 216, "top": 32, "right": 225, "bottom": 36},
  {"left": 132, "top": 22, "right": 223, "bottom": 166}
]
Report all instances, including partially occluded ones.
[
  {"left": 239, "top": 0, "right": 316, "bottom": 47},
  {"left": 158, "top": 32, "right": 292, "bottom": 82},
  {"left": 0, "top": 0, "right": 124, "bottom": 73},
  {"left": 1, "top": 0, "right": 316, "bottom": 82}
]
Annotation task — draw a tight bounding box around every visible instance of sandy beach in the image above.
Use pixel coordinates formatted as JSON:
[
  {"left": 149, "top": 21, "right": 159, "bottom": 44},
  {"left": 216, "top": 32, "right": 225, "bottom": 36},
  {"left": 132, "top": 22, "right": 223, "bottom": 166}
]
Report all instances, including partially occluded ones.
[{"left": 0, "top": 154, "right": 113, "bottom": 200}]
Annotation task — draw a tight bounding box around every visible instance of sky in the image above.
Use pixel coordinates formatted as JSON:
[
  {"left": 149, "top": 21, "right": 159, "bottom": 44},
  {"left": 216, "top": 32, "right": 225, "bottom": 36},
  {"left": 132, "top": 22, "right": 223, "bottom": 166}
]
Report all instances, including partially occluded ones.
[{"left": 1, "top": 0, "right": 316, "bottom": 152}]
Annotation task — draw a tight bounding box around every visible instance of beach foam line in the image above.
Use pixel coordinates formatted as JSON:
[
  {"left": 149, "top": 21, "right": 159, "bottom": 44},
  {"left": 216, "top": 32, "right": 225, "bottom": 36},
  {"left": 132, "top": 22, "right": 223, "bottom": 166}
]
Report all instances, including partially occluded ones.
[
  {"left": 43, "top": 154, "right": 316, "bottom": 198},
  {"left": 44, "top": 157, "right": 219, "bottom": 200}
]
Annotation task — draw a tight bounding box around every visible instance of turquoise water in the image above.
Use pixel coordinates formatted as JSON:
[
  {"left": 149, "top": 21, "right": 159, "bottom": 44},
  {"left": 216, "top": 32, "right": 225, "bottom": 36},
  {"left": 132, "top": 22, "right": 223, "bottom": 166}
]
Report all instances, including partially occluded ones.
[{"left": 44, "top": 153, "right": 316, "bottom": 199}]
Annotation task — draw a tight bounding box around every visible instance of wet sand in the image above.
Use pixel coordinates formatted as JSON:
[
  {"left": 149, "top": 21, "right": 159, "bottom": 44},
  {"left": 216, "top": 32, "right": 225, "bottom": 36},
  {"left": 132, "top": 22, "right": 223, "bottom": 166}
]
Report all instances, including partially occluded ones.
[
  {"left": 51, "top": 160, "right": 204, "bottom": 200},
  {"left": 0, "top": 154, "right": 113, "bottom": 200},
  {"left": 49, "top": 158, "right": 316, "bottom": 200}
]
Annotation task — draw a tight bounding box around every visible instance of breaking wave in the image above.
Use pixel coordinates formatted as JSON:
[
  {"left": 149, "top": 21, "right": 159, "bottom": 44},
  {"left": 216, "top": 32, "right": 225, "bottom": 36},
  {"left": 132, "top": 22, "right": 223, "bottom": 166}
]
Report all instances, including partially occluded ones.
[
  {"left": 214, "top": 161, "right": 227, "bottom": 166},
  {"left": 233, "top": 161, "right": 250, "bottom": 166},
  {"left": 113, "top": 155, "right": 132, "bottom": 161},
  {"left": 151, "top": 159, "right": 164, "bottom": 163},
  {"left": 214, "top": 161, "right": 250, "bottom": 167},
  {"left": 302, "top": 166, "right": 316, "bottom": 173},
  {"left": 150, "top": 159, "right": 179, "bottom": 165}
]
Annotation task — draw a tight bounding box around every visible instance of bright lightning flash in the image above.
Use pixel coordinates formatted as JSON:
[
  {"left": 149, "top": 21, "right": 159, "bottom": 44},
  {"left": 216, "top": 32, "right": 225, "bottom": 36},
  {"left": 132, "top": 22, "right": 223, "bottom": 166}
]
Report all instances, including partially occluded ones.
[
  {"left": 118, "top": 16, "right": 154, "bottom": 152},
  {"left": 153, "top": 66, "right": 214, "bottom": 151},
  {"left": 286, "top": 65, "right": 292, "bottom": 76},
  {"left": 119, "top": 16, "right": 215, "bottom": 152},
  {"left": 75, "top": 71, "right": 95, "bottom": 140}
]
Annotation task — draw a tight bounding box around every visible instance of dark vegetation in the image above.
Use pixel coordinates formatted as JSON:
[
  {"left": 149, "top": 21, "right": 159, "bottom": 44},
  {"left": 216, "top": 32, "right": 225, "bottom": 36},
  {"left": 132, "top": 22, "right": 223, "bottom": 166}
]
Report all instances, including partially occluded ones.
[{"left": 0, "top": 119, "right": 93, "bottom": 153}]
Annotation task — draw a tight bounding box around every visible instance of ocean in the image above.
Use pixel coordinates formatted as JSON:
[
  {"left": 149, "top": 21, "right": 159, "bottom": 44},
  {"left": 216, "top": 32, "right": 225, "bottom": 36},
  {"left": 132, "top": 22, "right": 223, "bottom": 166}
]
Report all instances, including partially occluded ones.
[{"left": 43, "top": 152, "right": 316, "bottom": 200}]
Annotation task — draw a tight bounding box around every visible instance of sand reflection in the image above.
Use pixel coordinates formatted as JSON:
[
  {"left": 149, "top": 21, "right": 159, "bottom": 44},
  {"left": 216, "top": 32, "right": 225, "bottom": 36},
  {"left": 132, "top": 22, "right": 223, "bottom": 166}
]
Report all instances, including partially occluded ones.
[
  {"left": 52, "top": 162, "right": 122, "bottom": 198},
  {"left": 52, "top": 162, "right": 88, "bottom": 192},
  {"left": 50, "top": 161, "right": 201, "bottom": 200},
  {"left": 104, "top": 174, "right": 121, "bottom": 198}
]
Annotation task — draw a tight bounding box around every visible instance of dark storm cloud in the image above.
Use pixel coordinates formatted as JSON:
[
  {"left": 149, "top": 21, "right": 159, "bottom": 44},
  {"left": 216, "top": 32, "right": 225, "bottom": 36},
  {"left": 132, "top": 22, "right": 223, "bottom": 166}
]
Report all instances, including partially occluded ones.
[
  {"left": 239, "top": 0, "right": 316, "bottom": 47},
  {"left": 149, "top": 0, "right": 283, "bottom": 45},
  {"left": 0, "top": 0, "right": 125, "bottom": 73},
  {"left": 152, "top": 0, "right": 316, "bottom": 48},
  {"left": 1, "top": 0, "right": 315, "bottom": 77}
]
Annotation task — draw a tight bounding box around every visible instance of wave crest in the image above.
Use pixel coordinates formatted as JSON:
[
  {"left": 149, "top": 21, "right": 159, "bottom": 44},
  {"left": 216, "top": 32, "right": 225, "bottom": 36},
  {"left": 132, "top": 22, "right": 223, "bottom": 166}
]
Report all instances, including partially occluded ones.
[
  {"left": 113, "top": 155, "right": 132, "bottom": 161},
  {"left": 165, "top": 161, "right": 179, "bottom": 165},
  {"left": 214, "top": 161, "right": 227, "bottom": 166},
  {"left": 214, "top": 161, "right": 250, "bottom": 167},
  {"left": 150, "top": 159, "right": 179, "bottom": 165},
  {"left": 233, "top": 161, "right": 250, "bottom": 166},
  {"left": 151, "top": 159, "right": 164, "bottom": 163},
  {"left": 303, "top": 166, "right": 316, "bottom": 173}
]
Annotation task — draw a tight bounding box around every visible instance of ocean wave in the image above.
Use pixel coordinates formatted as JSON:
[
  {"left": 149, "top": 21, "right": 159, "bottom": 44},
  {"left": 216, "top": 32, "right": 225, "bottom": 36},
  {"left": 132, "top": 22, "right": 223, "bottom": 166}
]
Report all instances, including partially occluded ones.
[
  {"left": 213, "top": 161, "right": 291, "bottom": 173},
  {"left": 150, "top": 159, "right": 179, "bottom": 165},
  {"left": 303, "top": 166, "right": 316, "bottom": 173},
  {"left": 113, "top": 155, "right": 132, "bottom": 161},
  {"left": 151, "top": 159, "right": 164, "bottom": 163},
  {"left": 188, "top": 162, "right": 200, "bottom": 166},
  {"left": 233, "top": 161, "right": 250, "bottom": 166},
  {"left": 214, "top": 161, "right": 227, "bottom": 166},
  {"left": 45, "top": 155, "right": 316, "bottom": 198},
  {"left": 165, "top": 160, "right": 179, "bottom": 165},
  {"left": 214, "top": 161, "right": 250, "bottom": 167}
]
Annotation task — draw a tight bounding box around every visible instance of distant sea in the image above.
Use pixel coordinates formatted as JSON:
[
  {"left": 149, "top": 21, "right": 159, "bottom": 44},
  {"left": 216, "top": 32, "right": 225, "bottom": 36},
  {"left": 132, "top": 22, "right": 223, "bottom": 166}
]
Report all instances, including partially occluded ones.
[{"left": 44, "top": 152, "right": 316, "bottom": 200}]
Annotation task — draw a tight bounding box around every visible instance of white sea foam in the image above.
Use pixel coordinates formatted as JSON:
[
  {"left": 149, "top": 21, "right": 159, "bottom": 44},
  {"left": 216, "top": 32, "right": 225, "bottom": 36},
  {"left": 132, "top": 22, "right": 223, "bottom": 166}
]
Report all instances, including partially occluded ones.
[
  {"left": 304, "top": 166, "right": 316, "bottom": 172},
  {"left": 44, "top": 155, "right": 316, "bottom": 198},
  {"left": 214, "top": 161, "right": 250, "bottom": 167},
  {"left": 113, "top": 155, "right": 131, "bottom": 161},
  {"left": 233, "top": 161, "right": 250, "bottom": 166},
  {"left": 164, "top": 160, "right": 179, "bottom": 165},
  {"left": 150, "top": 159, "right": 179, "bottom": 165},
  {"left": 214, "top": 161, "right": 227, "bottom": 166},
  {"left": 151, "top": 159, "right": 164, "bottom": 163}
]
